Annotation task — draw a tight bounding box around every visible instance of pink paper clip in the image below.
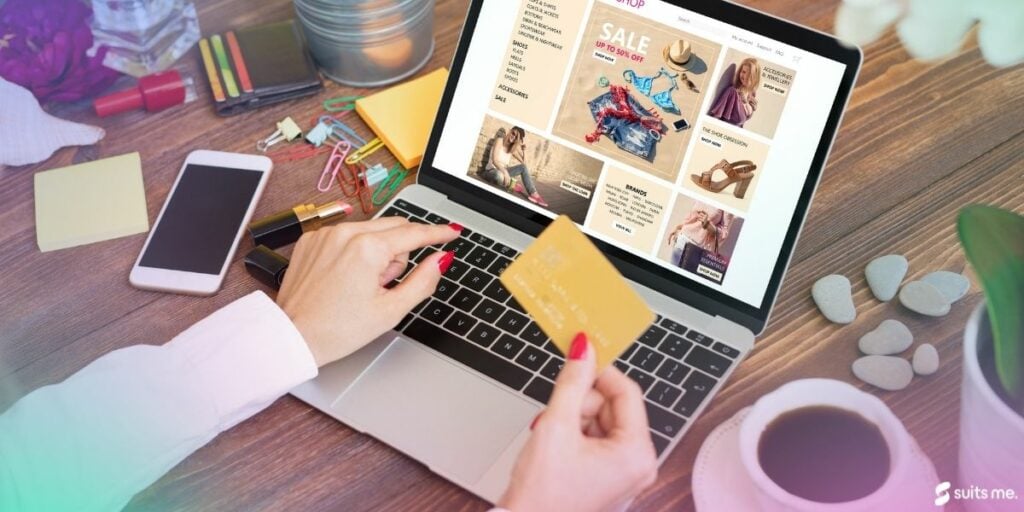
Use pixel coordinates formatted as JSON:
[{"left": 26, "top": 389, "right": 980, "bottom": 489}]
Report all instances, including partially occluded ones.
[{"left": 319, "top": 140, "right": 352, "bottom": 192}]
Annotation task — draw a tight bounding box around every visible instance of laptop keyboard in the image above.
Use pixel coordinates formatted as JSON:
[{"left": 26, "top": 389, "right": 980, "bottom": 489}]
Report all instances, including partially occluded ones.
[{"left": 384, "top": 199, "right": 742, "bottom": 456}]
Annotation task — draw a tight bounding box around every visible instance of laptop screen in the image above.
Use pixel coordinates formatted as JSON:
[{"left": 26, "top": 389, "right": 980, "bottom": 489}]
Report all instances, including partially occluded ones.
[{"left": 432, "top": 0, "right": 848, "bottom": 308}]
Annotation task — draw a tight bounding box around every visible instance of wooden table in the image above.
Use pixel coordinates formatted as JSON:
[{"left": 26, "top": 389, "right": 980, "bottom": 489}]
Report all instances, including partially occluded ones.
[{"left": 2, "top": 0, "right": 1022, "bottom": 510}]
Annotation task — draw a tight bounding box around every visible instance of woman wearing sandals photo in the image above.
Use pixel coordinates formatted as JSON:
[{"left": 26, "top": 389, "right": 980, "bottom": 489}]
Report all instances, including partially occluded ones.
[
  {"left": 667, "top": 202, "right": 735, "bottom": 268},
  {"left": 481, "top": 126, "right": 549, "bottom": 207},
  {"left": 708, "top": 57, "right": 761, "bottom": 128}
]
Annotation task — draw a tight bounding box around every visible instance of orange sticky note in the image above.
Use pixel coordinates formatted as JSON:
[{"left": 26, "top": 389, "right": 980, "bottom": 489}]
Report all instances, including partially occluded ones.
[{"left": 355, "top": 68, "right": 448, "bottom": 169}]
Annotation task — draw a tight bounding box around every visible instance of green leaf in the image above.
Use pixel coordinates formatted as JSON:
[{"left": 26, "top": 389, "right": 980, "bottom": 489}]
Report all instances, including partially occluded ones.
[{"left": 958, "top": 206, "right": 1024, "bottom": 404}]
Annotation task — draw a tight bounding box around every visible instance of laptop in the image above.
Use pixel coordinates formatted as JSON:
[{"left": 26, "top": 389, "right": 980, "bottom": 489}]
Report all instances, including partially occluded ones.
[{"left": 293, "top": 0, "right": 861, "bottom": 503}]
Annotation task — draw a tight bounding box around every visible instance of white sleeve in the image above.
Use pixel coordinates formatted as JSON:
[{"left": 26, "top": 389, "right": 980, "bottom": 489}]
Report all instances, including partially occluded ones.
[{"left": 0, "top": 291, "right": 318, "bottom": 512}]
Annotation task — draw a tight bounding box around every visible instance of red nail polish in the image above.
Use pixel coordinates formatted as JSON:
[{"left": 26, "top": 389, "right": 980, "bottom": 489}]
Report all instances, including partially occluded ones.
[
  {"left": 438, "top": 251, "right": 455, "bottom": 274},
  {"left": 529, "top": 412, "right": 543, "bottom": 430},
  {"left": 448, "top": 223, "right": 464, "bottom": 232},
  {"left": 568, "top": 332, "right": 588, "bottom": 360}
]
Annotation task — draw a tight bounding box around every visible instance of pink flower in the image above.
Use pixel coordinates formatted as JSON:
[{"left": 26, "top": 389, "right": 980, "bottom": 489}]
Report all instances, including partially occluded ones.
[{"left": 0, "top": 0, "right": 120, "bottom": 102}]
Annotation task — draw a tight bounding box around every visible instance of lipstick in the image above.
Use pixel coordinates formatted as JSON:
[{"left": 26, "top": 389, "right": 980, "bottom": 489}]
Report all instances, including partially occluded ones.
[
  {"left": 249, "top": 200, "right": 353, "bottom": 249},
  {"left": 93, "top": 70, "right": 197, "bottom": 117}
]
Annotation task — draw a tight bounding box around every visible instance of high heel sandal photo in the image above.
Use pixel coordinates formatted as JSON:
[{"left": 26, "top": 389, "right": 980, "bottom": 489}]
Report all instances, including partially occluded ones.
[{"left": 690, "top": 159, "right": 758, "bottom": 199}]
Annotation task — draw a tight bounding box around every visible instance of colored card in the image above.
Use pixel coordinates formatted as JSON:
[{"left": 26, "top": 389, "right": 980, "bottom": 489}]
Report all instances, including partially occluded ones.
[
  {"left": 500, "top": 216, "right": 655, "bottom": 369},
  {"left": 199, "top": 38, "right": 225, "bottom": 102},
  {"left": 211, "top": 34, "right": 239, "bottom": 98}
]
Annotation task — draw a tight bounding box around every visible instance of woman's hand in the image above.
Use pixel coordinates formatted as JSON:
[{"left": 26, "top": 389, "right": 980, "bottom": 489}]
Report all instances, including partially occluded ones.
[
  {"left": 277, "top": 217, "right": 460, "bottom": 367},
  {"left": 499, "top": 334, "right": 658, "bottom": 512}
]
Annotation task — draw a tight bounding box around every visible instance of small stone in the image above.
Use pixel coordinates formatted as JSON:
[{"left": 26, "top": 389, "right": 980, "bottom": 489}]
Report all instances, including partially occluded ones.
[
  {"left": 853, "top": 356, "right": 914, "bottom": 391},
  {"left": 859, "top": 319, "right": 913, "bottom": 355},
  {"left": 812, "top": 275, "right": 856, "bottom": 324},
  {"left": 913, "top": 344, "right": 940, "bottom": 376},
  {"left": 921, "top": 271, "right": 970, "bottom": 303},
  {"left": 899, "top": 281, "right": 952, "bottom": 316},
  {"left": 865, "top": 254, "right": 908, "bottom": 302}
]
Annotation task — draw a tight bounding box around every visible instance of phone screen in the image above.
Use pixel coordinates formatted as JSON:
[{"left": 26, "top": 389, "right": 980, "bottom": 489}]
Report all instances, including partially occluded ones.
[{"left": 139, "top": 164, "right": 263, "bottom": 275}]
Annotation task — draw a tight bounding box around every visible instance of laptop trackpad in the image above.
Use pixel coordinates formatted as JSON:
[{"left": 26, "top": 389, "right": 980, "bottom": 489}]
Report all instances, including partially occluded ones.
[{"left": 332, "top": 338, "right": 538, "bottom": 484}]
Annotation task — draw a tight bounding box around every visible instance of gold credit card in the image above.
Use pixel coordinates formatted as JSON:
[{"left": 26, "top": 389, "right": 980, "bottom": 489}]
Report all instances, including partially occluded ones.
[{"left": 500, "top": 216, "right": 655, "bottom": 370}]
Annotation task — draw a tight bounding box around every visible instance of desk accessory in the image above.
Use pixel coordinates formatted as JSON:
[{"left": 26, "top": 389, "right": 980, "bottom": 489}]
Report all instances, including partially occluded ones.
[
  {"left": 244, "top": 245, "right": 290, "bottom": 289},
  {"left": 1, "top": 78, "right": 105, "bottom": 167},
  {"left": 198, "top": 20, "right": 323, "bottom": 116},
  {"left": 320, "top": 141, "right": 353, "bottom": 193},
  {"left": 93, "top": 70, "right": 197, "bottom": 117},
  {"left": 90, "top": 0, "right": 199, "bottom": 77},
  {"left": 34, "top": 152, "right": 148, "bottom": 252},
  {"left": 257, "top": 117, "right": 304, "bottom": 152},
  {"left": 354, "top": 67, "right": 449, "bottom": 169},
  {"left": 248, "top": 199, "right": 353, "bottom": 250},
  {"left": 294, "top": 0, "right": 435, "bottom": 87}
]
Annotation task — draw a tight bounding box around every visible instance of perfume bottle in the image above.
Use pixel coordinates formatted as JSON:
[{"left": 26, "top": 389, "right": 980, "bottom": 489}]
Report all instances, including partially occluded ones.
[{"left": 90, "top": 0, "right": 200, "bottom": 78}]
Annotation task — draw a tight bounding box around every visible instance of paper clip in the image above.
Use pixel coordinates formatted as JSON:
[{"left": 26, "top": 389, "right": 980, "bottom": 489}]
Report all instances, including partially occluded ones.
[
  {"left": 323, "top": 95, "right": 362, "bottom": 112},
  {"left": 256, "top": 117, "right": 303, "bottom": 152},
  {"left": 269, "top": 143, "right": 330, "bottom": 163},
  {"left": 319, "top": 115, "right": 368, "bottom": 148},
  {"left": 319, "top": 140, "right": 352, "bottom": 192},
  {"left": 344, "top": 137, "right": 385, "bottom": 165},
  {"left": 338, "top": 161, "right": 373, "bottom": 214},
  {"left": 372, "top": 164, "right": 408, "bottom": 206}
]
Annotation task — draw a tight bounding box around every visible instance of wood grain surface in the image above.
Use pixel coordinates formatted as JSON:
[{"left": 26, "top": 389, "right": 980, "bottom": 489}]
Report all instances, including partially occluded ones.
[{"left": 1, "top": 0, "right": 1022, "bottom": 510}]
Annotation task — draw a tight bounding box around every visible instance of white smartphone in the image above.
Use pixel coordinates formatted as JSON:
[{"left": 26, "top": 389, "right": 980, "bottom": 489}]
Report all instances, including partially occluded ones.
[{"left": 130, "top": 150, "right": 273, "bottom": 295}]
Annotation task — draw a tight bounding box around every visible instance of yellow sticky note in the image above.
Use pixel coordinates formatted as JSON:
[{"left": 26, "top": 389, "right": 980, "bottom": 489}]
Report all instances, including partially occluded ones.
[
  {"left": 355, "top": 68, "right": 448, "bottom": 169},
  {"left": 500, "top": 216, "right": 655, "bottom": 369},
  {"left": 34, "top": 152, "right": 149, "bottom": 252}
]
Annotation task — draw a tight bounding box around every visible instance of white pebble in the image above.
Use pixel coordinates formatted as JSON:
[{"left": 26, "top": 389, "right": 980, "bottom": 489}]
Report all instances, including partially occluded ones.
[
  {"left": 899, "top": 281, "right": 951, "bottom": 316},
  {"left": 921, "top": 271, "right": 970, "bottom": 303},
  {"left": 853, "top": 356, "right": 914, "bottom": 391},
  {"left": 812, "top": 275, "right": 856, "bottom": 324},
  {"left": 913, "top": 344, "right": 940, "bottom": 376},
  {"left": 865, "top": 254, "right": 908, "bottom": 302},
  {"left": 859, "top": 319, "right": 913, "bottom": 355}
]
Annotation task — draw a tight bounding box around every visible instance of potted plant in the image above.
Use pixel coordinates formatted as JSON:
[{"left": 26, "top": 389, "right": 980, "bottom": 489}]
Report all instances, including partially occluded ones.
[{"left": 957, "top": 205, "right": 1024, "bottom": 512}]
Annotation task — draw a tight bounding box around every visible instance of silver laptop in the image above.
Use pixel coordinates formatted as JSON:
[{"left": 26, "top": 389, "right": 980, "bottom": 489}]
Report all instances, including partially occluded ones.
[{"left": 293, "top": 0, "right": 860, "bottom": 502}]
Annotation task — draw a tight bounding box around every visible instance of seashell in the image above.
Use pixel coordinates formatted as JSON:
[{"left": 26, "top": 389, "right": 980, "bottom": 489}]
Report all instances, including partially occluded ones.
[{"left": 0, "top": 78, "right": 105, "bottom": 167}]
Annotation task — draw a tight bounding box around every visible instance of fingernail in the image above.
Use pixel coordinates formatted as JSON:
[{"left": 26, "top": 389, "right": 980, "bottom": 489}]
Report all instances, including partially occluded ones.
[
  {"left": 568, "top": 332, "right": 588, "bottom": 360},
  {"left": 448, "top": 223, "right": 464, "bottom": 232},
  {"left": 438, "top": 251, "right": 455, "bottom": 274},
  {"left": 529, "top": 411, "right": 543, "bottom": 430}
]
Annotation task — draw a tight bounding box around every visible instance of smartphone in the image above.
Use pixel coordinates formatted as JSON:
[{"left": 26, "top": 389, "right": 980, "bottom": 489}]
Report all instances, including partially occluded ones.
[
  {"left": 130, "top": 150, "right": 273, "bottom": 295},
  {"left": 673, "top": 118, "right": 691, "bottom": 132}
]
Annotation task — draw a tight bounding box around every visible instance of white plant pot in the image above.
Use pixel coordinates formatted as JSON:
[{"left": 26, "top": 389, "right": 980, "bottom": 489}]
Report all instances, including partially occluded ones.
[{"left": 958, "top": 303, "right": 1024, "bottom": 511}]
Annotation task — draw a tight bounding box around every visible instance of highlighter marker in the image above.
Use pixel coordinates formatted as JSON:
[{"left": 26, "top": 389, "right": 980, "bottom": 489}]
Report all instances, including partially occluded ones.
[
  {"left": 248, "top": 200, "right": 353, "bottom": 249},
  {"left": 211, "top": 34, "right": 239, "bottom": 98},
  {"left": 199, "top": 39, "right": 225, "bottom": 102}
]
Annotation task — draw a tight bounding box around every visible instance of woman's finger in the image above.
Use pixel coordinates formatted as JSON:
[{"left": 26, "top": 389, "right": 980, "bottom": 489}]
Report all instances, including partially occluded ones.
[
  {"left": 593, "top": 367, "right": 650, "bottom": 437},
  {"left": 380, "top": 253, "right": 410, "bottom": 285},
  {"left": 385, "top": 251, "right": 450, "bottom": 315},
  {"left": 545, "top": 333, "right": 596, "bottom": 424}
]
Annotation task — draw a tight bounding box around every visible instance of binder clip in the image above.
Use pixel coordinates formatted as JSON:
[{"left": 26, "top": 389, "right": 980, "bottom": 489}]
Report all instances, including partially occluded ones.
[{"left": 256, "top": 117, "right": 303, "bottom": 152}]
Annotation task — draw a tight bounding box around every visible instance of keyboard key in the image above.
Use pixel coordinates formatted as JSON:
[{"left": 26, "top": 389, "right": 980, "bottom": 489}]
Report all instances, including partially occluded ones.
[
  {"left": 380, "top": 207, "right": 409, "bottom": 218},
  {"left": 414, "top": 249, "right": 434, "bottom": 263},
  {"left": 409, "top": 217, "right": 428, "bottom": 224},
  {"left": 492, "top": 242, "right": 518, "bottom": 258},
  {"left": 397, "top": 313, "right": 414, "bottom": 331},
  {"left": 421, "top": 300, "right": 454, "bottom": 325},
  {"left": 460, "top": 268, "right": 492, "bottom": 292},
  {"left": 466, "top": 246, "right": 499, "bottom": 269},
  {"left": 443, "top": 238, "right": 475, "bottom": 258},
  {"left": 627, "top": 369, "right": 656, "bottom": 392},
  {"left": 622, "top": 343, "right": 638, "bottom": 360},
  {"left": 638, "top": 325, "right": 667, "bottom": 347},
  {"left": 684, "top": 346, "right": 730, "bottom": 378},
  {"left": 645, "top": 401, "right": 687, "bottom": 438},
  {"left": 482, "top": 280, "right": 511, "bottom": 303},
  {"left": 657, "top": 334, "right": 693, "bottom": 360},
  {"left": 674, "top": 372, "right": 716, "bottom": 417},
  {"left": 523, "top": 377, "right": 554, "bottom": 404},
  {"left": 472, "top": 299, "right": 505, "bottom": 324},
  {"left": 443, "top": 311, "right": 477, "bottom": 336},
  {"left": 540, "top": 358, "right": 564, "bottom": 380},
  {"left": 519, "top": 322, "right": 547, "bottom": 346},
  {"left": 648, "top": 381, "right": 683, "bottom": 409},
  {"left": 651, "top": 432, "right": 670, "bottom": 456},
  {"left": 468, "top": 232, "right": 494, "bottom": 247},
  {"left": 493, "top": 334, "right": 525, "bottom": 359},
  {"left": 405, "top": 319, "right": 531, "bottom": 391},
  {"left": 496, "top": 309, "right": 529, "bottom": 335},
  {"left": 515, "top": 346, "right": 549, "bottom": 371},
  {"left": 467, "top": 323, "right": 501, "bottom": 348},
  {"left": 449, "top": 287, "right": 483, "bottom": 312},
  {"left": 488, "top": 256, "right": 512, "bottom": 276},
  {"left": 542, "top": 341, "right": 562, "bottom": 356},
  {"left": 443, "top": 260, "right": 470, "bottom": 282},
  {"left": 613, "top": 360, "right": 629, "bottom": 373},
  {"left": 712, "top": 342, "right": 741, "bottom": 359},
  {"left": 394, "top": 199, "right": 428, "bottom": 218},
  {"left": 425, "top": 212, "right": 448, "bottom": 224},
  {"left": 507, "top": 296, "right": 526, "bottom": 313},
  {"left": 660, "top": 318, "right": 688, "bottom": 336},
  {"left": 630, "top": 346, "right": 665, "bottom": 373},
  {"left": 685, "top": 329, "right": 713, "bottom": 346},
  {"left": 413, "top": 297, "right": 429, "bottom": 313},
  {"left": 655, "top": 360, "right": 690, "bottom": 385},
  {"left": 433, "top": 278, "right": 458, "bottom": 301}
]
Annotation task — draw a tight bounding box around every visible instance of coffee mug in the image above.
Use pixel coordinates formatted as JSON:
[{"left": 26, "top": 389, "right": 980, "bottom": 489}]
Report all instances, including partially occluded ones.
[{"left": 738, "top": 379, "right": 921, "bottom": 512}]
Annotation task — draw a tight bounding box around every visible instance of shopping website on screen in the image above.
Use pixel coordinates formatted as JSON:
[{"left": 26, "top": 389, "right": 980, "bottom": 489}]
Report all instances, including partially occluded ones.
[{"left": 433, "top": 0, "right": 847, "bottom": 307}]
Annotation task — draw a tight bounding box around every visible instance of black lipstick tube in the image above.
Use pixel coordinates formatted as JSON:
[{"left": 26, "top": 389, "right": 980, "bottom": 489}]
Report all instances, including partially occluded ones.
[{"left": 248, "top": 200, "right": 353, "bottom": 249}]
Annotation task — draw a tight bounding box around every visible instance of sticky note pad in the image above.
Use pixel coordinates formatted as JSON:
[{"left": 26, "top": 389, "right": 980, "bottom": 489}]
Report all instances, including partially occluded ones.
[
  {"left": 500, "top": 216, "right": 655, "bottom": 369},
  {"left": 34, "top": 152, "right": 149, "bottom": 252},
  {"left": 355, "top": 67, "right": 448, "bottom": 169}
]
